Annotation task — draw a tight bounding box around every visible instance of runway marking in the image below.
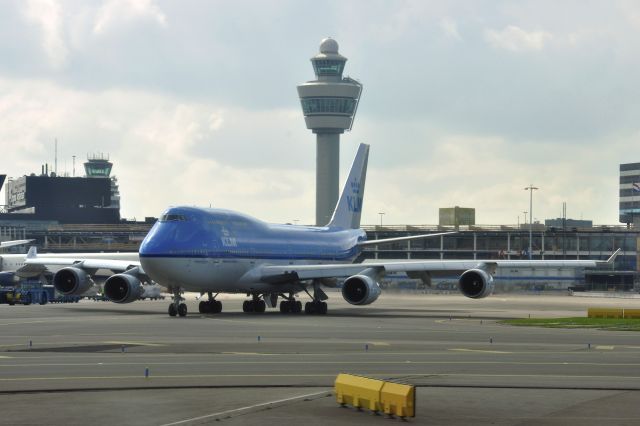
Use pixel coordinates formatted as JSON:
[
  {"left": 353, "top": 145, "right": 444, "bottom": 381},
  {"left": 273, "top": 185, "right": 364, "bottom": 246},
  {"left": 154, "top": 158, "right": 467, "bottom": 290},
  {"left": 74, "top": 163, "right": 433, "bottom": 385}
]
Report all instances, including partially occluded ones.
[
  {"left": 596, "top": 346, "right": 614, "bottom": 350},
  {"left": 368, "top": 341, "right": 390, "bottom": 346},
  {"left": 158, "top": 390, "right": 329, "bottom": 426},
  {"left": 2, "top": 372, "right": 640, "bottom": 383},
  {"left": 449, "top": 348, "right": 512, "bottom": 354},
  {"left": 105, "top": 341, "right": 166, "bottom": 347}
]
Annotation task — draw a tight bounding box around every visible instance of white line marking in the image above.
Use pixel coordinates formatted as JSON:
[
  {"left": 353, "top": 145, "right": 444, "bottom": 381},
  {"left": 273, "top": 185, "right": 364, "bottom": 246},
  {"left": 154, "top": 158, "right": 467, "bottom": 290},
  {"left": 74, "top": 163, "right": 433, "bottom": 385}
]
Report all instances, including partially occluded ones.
[{"left": 158, "top": 390, "right": 329, "bottom": 426}]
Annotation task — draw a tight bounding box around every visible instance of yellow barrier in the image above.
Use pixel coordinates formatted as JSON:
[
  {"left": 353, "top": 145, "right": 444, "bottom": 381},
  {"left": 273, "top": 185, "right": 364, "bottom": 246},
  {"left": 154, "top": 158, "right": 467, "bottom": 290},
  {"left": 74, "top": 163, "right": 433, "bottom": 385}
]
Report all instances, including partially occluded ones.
[
  {"left": 623, "top": 309, "right": 640, "bottom": 319},
  {"left": 380, "top": 381, "right": 415, "bottom": 418},
  {"left": 335, "top": 374, "right": 383, "bottom": 412},
  {"left": 335, "top": 373, "right": 416, "bottom": 418},
  {"left": 588, "top": 308, "right": 624, "bottom": 319}
]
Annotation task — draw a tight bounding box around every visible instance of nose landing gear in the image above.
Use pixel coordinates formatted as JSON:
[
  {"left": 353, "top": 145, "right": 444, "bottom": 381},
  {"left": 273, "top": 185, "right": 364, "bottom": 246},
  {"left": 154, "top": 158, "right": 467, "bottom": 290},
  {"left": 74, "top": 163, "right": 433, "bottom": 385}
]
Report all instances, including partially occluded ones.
[{"left": 168, "top": 287, "right": 187, "bottom": 317}]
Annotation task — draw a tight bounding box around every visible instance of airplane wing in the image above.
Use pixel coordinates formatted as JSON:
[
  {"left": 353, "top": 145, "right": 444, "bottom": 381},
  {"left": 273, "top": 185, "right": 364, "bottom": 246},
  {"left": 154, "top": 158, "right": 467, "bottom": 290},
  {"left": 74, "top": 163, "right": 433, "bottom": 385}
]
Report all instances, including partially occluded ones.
[
  {"left": 358, "top": 232, "right": 457, "bottom": 247},
  {"left": 258, "top": 249, "right": 620, "bottom": 283},
  {"left": 0, "top": 239, "right": 34, "bottom": 249},
  {"left": 24, "top": 257, "right": 144, "bottom": 275}
]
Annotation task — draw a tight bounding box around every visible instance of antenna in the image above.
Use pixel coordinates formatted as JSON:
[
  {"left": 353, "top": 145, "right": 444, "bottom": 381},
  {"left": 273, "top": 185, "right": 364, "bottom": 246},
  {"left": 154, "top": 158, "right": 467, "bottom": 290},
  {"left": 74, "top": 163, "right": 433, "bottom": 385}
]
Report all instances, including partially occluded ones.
[
  {"left": 54, "top": 138, "right": 58, "bottom": 175},
  {"left": 72, "top": 155, "right": 76, "bottom": 177}
]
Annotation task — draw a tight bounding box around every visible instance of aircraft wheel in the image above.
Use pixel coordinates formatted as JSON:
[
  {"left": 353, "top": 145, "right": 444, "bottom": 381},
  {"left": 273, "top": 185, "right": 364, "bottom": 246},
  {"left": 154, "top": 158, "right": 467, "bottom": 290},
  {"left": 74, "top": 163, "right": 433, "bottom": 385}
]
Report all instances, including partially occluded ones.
[
  {"left": 242, "top": 300, "right": 253, "bottom": 313},
  {"left": 199, "top": 301, "right": 209, "bottom": 314},
  {"left": 214, "top": 301, "right": 223, "bottom": 313},
  {"left": 279, "top": 301, "right": 291, "bottom": 313},
  {"left": 178, "top": 303, "right": 188, "bottom": 317},
  {"left": 293, "top": 301, "right": 302, "bottom": 313},
  {"left": 319, "top": 302, "right": 328, "bottom": 315},
  {"left": 255, "top": 300, "right": 266, "bottom": 313},
  {"left": 168, "top": 304, "right": 177, "bottom": 317},
  {"left": 40, "top": 292, "right": 48, "bottom": 305},
  {"left": 23, "top": 294, "right": 32, "bottom": 305},
  {"left": 304, "top": 302, "right": 315, "bottom": 315}
]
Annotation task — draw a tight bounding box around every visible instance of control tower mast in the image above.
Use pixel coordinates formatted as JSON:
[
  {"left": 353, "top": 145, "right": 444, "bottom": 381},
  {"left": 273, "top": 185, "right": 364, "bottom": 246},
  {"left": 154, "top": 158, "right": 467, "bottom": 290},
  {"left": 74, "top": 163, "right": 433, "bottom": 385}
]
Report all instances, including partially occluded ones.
[{"left": 297, "top": 38, "right": 362, "bottom": 226}]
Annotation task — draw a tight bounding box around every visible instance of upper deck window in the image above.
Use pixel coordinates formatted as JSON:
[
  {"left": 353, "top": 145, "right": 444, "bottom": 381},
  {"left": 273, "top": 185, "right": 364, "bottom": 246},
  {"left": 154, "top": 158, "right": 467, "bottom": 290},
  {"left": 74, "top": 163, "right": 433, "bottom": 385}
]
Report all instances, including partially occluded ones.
[{"left": 160, "top": 214, "right": 187, "bottom": 222}]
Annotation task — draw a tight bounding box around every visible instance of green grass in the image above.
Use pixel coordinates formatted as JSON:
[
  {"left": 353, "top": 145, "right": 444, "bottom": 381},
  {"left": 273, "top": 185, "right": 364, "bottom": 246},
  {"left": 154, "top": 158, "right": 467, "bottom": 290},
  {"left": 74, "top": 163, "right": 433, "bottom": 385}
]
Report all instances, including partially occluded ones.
[{"left": 500, "top": 317, "right": 640, "bottom": 331}]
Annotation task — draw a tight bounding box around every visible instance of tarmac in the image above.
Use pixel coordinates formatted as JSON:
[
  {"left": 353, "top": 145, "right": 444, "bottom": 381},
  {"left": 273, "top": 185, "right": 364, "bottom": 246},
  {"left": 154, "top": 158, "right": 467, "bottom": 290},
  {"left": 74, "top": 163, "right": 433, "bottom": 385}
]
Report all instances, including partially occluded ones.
[{"left": 1, "top": 292, "right": 639, "bottom": 425}]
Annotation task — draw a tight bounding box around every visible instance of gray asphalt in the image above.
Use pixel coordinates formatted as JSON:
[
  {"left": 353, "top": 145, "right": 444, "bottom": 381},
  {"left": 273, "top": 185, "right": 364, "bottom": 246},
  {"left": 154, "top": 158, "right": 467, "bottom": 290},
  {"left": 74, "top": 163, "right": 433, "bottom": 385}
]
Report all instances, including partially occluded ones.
[{"left": 1, "top": 292, "right": 639, "bottom": 425}]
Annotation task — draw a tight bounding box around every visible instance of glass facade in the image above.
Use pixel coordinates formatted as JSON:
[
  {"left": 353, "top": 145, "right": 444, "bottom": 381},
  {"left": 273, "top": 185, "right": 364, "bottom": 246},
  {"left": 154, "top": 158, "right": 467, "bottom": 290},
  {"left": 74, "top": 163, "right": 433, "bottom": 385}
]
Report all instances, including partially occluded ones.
[
  {"left": 312, "top": 60, "right": 345, "bottom": 76},
  {"left": 300, "top": 97, "right": 356, "bottom": 115}
]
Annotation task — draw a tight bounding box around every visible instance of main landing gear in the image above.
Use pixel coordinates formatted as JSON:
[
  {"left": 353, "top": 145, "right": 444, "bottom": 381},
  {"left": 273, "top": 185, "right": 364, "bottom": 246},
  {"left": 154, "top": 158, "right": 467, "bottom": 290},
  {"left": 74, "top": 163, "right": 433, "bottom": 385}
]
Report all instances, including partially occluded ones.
[
  {"left": 198, "top": 292, "right": 222, "bottom": 314},
  {"left": 304, "top": 300, "right": 327, "bottom": 315},
  {"left": 279, "top": 297, "right": 302, "bottom": 314},
  {"left": 168, "top": 287, "right": 187, "bottom": 317},
  {"left": 242, "top": 295, "right": 266, "bottom": 313}
]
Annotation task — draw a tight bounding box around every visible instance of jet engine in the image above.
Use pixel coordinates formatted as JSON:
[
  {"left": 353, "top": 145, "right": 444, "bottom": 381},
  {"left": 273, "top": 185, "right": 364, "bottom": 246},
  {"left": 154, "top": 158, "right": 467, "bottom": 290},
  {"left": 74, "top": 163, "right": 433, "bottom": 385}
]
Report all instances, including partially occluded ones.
[
  {"left": 53, "top": 267, "right": 93, "bottom": 295},
  {"left": 103, "top": 274, "right": 144, "bottom": 304},
  {"left": 341, "top": 274, "right": 381, "bottom": 305},
  {"left": 458, "top": 268, "right": 494, "bottom": 299}
]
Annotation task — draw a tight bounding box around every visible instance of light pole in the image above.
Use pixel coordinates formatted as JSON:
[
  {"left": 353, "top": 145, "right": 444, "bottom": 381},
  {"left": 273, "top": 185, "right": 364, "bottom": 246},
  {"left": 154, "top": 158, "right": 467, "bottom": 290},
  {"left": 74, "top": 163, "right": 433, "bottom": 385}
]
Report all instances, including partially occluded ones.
[
  {"left": 524, "top": 185, "right": 539, "bottom": 260},
  {"left": 378, "top": 212, "right": 385, "bottom": 227}
]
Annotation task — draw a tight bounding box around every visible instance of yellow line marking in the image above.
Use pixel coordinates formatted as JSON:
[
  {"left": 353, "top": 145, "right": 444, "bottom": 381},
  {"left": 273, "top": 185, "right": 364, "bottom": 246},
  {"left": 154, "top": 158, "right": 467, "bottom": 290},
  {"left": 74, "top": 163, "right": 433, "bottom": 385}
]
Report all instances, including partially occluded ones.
[
  {"left": 596, "top": 346, "right": 614, "bottom": 350},
  {"left": 449, "top": 348, "right": 512, "bottom": 354},
  {"left": 368, "top": 342, "right": 390, "bottom": 346}
]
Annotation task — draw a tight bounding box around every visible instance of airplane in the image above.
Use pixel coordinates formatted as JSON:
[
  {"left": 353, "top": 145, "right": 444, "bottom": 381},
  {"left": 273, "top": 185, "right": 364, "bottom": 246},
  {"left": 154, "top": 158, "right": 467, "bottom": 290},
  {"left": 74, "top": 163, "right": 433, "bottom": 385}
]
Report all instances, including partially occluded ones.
[
  {"left": 25, "top": 143, "right": 620, "bottom": 317},
  {"left": 0, "top": 239, "right": 34, "bottom": 249}
]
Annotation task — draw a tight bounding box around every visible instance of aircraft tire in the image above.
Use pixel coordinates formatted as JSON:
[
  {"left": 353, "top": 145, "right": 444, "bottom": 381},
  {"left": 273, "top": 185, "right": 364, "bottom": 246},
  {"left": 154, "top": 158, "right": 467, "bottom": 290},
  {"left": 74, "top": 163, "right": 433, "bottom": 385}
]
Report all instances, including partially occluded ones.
[
  {"left": 304, "top": 302, "right": 315, "bottom": 315},
  {"left": 178, "top": 303, "right": 188, "bottom": 317},
  {"left": 255, "top": 300, "right": 266, "bottom": 313},
  {"left": 242, "top": 300, "right": 253, "bottom": 313},
  {"left": 293, "top": 301, "right": 302, "bottom": 313},
  {"left": 199, "top": 301, "right": 209, "bottom": 314},
  {"left": 319, "top": 302, "right": 328, "bottom": 315},
  {"left": 213, "top": 301, "right": 222, "bottom": 313},
  {"left": 168, "top": 304, "right": 177, "bottom": 317},
  {"left": 279, "top": 301, "right": 291, "bottom": 313}
]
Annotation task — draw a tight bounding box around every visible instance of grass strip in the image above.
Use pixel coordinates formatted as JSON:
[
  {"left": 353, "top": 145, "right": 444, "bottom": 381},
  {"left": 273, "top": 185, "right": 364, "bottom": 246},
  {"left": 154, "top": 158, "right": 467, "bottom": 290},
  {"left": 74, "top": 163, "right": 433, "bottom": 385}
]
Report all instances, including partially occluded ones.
[{"left": 500, "top": 317, "right": 640, "bottom": 331}]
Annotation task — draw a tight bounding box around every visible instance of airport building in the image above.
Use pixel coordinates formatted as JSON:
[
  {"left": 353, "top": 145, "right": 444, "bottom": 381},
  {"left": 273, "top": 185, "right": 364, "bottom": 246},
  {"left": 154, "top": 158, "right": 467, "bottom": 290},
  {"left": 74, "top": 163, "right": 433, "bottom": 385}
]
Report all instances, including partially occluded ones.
[
  {"left": 620, "top": 162, "right": 640, "bottom": 226},
  {"left": 1, "top": 155, "right": 120, "bottom": 224}
]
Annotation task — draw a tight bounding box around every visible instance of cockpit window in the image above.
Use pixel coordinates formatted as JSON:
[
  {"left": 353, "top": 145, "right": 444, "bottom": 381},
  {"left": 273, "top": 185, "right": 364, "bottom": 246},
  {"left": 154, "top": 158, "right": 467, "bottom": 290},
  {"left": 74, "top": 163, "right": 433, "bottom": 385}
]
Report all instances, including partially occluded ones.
[{"left": 160, "top": 214, "right": 187, "bottom": 222}]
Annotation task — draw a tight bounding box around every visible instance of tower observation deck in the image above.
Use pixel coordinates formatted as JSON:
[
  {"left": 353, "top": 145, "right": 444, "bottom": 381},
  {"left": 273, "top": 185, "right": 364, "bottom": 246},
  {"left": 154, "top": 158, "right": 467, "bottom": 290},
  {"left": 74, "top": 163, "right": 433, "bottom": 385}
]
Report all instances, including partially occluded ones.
[{"left": 297, "top": 38, "right": 362, "bottom": 226}]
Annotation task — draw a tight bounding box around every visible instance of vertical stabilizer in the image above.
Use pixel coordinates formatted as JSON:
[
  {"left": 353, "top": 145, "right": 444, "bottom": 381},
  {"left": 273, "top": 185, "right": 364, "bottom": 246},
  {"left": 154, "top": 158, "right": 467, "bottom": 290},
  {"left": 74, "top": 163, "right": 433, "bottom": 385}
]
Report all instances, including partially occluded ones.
[{"left": 327, "top": 143, "right": 369, "bottom": 229}]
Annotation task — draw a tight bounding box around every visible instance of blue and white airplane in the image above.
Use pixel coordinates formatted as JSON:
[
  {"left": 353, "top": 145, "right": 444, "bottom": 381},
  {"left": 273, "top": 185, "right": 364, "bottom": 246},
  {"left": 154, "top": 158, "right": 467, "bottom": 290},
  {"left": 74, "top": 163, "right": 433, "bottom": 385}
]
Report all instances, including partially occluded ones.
[{"left": 26, "top": 144, "right": 618, "bottom": 317}]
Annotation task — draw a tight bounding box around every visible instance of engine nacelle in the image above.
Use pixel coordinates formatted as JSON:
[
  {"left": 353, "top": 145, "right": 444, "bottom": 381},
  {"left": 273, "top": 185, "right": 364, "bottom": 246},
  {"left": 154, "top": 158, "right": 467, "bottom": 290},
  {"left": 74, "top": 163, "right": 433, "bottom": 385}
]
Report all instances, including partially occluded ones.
[
  {"left": 342, "top": 274, "right": 382, "bottom": 305},
  {"left": 458, "top": 268, "right": 494, "bottom": 299},
  {"left": 103, "top": 274, "right": 144, "bottom": 304},
  {"left": 53, "top": 267, "right": 93, "bottom": 295}
]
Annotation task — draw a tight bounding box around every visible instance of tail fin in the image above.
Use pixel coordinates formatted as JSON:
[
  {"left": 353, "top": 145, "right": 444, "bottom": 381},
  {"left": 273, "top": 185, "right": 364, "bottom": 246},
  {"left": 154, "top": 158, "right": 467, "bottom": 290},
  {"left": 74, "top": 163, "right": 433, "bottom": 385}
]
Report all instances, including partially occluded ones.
[{"left": 327, "top": 143, "right": 369, "bottom": 229}]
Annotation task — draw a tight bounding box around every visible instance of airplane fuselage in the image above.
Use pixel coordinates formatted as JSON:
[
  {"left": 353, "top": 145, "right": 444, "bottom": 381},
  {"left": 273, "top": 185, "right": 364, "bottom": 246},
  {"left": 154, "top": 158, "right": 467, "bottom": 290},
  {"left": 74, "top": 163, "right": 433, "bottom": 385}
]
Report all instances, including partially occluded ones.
[{"left": 139, "top": 207, "right": 366, "bottom": 292}]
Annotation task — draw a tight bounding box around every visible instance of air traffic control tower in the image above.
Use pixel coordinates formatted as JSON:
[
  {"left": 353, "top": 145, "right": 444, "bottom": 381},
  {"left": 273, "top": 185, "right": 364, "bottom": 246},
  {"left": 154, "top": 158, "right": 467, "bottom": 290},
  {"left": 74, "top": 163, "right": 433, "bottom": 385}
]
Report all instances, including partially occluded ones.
[{"left": 297, "top": 38, "right": 362, "bottom": 226}]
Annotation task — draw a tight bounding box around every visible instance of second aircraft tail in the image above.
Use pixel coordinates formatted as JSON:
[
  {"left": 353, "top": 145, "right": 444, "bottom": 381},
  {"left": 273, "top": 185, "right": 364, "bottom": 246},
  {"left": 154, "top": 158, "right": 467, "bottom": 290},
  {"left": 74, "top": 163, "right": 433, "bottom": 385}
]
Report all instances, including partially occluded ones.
[{"left": 327, "top": 143, "right": 369, "bottom": 230}]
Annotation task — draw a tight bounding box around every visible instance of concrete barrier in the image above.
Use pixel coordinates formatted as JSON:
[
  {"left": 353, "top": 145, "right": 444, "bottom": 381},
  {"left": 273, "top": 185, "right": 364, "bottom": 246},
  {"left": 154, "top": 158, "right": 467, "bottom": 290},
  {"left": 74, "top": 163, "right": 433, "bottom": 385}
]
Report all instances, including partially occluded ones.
[{"left": 335, "top": 373, "right": 415, "bottom": 418}]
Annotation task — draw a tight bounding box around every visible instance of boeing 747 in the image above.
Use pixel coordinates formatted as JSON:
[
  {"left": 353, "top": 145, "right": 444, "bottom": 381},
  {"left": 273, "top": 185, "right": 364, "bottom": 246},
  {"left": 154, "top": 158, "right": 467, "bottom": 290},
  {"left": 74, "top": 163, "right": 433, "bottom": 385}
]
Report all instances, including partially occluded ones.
[{"left": 26, "top": 144, "right": 619, "bottom": 316}]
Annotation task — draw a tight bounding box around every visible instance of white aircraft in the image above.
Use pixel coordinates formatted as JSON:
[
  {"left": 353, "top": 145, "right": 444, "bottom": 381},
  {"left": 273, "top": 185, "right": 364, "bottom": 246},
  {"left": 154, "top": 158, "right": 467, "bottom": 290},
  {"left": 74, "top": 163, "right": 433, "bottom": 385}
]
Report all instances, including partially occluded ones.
[
  {"left": 0, "top": 239, "right": 34, "bottom": 249},
  {"left": 25, "top": 144, "right": 619, "bottom": 317}
]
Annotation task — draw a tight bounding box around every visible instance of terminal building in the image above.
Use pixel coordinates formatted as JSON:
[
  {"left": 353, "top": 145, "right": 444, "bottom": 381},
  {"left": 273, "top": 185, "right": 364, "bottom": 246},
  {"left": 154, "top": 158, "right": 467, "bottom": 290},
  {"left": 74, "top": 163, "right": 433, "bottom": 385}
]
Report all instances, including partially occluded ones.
[{"left": 620, "top": 162, "right": 640, "bottom": 227}]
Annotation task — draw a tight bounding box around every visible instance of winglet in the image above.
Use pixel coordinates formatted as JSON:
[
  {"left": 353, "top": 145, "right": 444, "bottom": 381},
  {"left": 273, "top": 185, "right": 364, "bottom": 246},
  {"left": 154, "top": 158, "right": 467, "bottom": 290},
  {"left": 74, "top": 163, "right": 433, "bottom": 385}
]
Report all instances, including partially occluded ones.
[
  {"left": 26, "top": 246, "right": 38, "bottom": 259},
  {"left": 604, "top": 248, "right": 621, "bottom": 265}
]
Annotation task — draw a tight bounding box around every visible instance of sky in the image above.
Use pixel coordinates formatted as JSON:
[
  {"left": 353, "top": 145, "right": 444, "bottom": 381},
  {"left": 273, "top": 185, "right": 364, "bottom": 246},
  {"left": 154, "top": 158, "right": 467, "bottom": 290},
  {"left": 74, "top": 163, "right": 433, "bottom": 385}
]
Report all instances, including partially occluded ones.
[{"left": 1, "top": 0, "right": 639, "bottom": 225}]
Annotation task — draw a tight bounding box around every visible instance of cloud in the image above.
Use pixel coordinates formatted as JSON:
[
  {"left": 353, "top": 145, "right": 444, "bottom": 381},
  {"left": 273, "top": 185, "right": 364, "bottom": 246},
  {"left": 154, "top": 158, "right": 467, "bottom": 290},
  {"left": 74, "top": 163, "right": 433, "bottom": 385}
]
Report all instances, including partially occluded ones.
[
  {"left": 439, "top": 17, "right": 462, "bottom": 40},
  {"left": 22, "top": 0, "right": 68, "bottom": 68},
  {"left": 93, "top": 0, "right": 167, "bottom": 35},
  {"left": 484, "top": 25, "right": 553, "bottom": 52}
]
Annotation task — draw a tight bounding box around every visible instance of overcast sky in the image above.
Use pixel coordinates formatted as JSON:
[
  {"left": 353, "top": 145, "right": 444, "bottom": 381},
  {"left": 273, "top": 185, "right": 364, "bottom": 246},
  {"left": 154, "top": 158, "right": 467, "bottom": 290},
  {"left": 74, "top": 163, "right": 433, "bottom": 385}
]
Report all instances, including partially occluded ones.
[{"left": 1, "top": 0, "right": 639, "bottom": 225}]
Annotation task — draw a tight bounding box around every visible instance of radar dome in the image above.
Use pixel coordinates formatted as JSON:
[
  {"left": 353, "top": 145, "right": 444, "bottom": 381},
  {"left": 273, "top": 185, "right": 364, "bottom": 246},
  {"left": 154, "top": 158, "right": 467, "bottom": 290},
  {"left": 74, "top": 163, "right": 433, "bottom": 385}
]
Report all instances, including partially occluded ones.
[{"left": 319, "top": 38, "right": 339, "bottom": 54}]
